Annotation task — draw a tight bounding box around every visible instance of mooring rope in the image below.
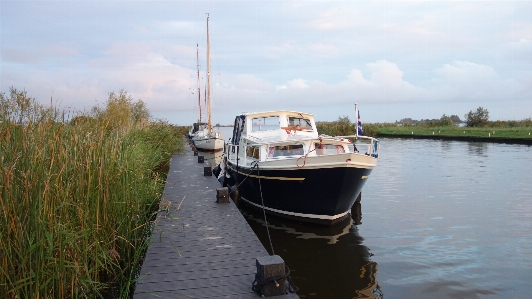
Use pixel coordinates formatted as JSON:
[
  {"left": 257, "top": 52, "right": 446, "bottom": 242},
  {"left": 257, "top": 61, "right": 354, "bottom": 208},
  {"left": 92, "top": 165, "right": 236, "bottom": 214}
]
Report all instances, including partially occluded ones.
[
  {"left": 251, "top": 160, "right": 275, "bottom": 256},
  {"left": 250, "top": 160, "right": 299, "bottom": 294},
  {"left": 227, "top": 160, "right": 258, "bottom": 196},
  {"left": 252, "top": 264, "right": 299, "bottom": 293}
]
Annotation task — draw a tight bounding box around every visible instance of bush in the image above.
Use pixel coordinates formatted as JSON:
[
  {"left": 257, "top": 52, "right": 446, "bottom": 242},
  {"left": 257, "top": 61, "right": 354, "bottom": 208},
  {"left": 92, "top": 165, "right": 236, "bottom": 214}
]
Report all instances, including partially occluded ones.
[
  {"left": 465, "top": 106, "right": 489, "bottom": 127},
  {"left": 439, "top": 114, "right": 457, "bottom": 127}
]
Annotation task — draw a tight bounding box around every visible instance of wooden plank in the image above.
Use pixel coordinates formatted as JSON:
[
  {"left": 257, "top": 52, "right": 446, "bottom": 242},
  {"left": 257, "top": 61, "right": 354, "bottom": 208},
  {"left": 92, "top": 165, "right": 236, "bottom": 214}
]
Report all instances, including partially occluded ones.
[{"left": 134, "top": 142, "right": 299, "bottom": 298}]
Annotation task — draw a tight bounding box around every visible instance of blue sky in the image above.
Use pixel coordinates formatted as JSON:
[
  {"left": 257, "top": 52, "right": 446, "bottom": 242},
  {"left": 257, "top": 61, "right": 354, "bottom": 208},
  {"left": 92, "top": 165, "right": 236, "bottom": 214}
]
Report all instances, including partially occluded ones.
[{"left": 1, "top": 0, "right": 531, "bottom": 125}]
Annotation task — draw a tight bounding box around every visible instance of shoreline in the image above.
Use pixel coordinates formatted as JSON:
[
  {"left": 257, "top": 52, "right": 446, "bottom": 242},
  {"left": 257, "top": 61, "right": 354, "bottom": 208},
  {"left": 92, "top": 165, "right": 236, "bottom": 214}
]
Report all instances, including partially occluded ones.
[{"left": 376, "top": 133, "right": 532, "bottom": 145}]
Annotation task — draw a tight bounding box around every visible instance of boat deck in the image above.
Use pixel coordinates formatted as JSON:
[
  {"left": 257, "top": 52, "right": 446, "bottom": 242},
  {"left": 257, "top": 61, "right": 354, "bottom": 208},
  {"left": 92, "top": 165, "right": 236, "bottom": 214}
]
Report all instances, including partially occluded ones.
[{"left": 134, "top": 142, "right": 299, "bottom": 298}]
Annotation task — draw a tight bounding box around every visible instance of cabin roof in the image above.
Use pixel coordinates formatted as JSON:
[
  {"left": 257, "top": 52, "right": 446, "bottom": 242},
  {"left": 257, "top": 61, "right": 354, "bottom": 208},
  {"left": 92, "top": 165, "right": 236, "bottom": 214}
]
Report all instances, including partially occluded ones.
[{"left": 239, "top": 110, "right": 315, "bottom": 118}]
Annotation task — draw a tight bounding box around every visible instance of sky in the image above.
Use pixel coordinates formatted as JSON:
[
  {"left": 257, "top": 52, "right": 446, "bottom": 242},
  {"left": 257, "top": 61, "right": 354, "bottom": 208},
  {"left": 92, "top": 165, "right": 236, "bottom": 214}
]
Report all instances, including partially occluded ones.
[{"left": 1, "top": 0, "right": 531, "bottom": 125}]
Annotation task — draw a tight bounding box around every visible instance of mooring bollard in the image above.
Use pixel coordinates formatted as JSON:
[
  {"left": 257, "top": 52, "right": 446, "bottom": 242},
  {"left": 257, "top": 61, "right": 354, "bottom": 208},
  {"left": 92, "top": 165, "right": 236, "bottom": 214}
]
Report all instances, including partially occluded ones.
[
  {"left": 253, "top": 255, "right": 286, "bottom": 297},
  {"left": 216, "top": 187, "right": 229, "bottom": 203},
  {"left": 204, "top": 166, "right": 212, "bottom": 176},
  {"left": 198, "top": 155, "right": 204, "bottom": 163}
]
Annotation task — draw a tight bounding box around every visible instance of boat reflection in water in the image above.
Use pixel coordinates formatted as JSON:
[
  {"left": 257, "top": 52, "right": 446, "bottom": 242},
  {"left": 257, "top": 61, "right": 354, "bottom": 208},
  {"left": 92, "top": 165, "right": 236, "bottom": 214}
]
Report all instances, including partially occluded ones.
[
  {"left": 199, "top": 150, "right": 224, "bottom": 168},
  {"left": 239, "top": 202, "right": 383, "bottom": 299}
]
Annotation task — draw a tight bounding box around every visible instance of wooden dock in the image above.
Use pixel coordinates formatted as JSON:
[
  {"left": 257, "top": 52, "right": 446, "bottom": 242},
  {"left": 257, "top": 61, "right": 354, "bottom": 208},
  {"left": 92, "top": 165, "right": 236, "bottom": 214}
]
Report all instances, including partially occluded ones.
[{"left": 134, "top": 143, "right": 299, "bottom": 298}]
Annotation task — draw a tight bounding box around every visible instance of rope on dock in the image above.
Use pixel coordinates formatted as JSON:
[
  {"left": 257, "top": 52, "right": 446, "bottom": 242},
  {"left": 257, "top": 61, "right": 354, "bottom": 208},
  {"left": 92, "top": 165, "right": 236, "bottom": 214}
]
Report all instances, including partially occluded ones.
[{"left": 252, "top": 265, "right": 299, "bottom": 294}]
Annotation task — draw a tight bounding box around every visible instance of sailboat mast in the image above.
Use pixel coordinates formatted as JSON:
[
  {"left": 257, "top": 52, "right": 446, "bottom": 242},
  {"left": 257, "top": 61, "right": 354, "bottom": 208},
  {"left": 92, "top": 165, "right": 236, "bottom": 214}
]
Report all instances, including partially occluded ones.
[
  {"left": 196, "top": 44, "right": 201, "bottom": 124},
  {"left": 206, "top": 15, "right": 212, "bottom": 130}
]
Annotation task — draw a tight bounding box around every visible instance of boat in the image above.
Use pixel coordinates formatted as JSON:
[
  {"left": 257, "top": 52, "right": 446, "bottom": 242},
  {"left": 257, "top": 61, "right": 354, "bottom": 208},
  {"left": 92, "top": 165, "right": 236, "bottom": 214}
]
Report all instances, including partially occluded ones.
[
  {"left": 219, "top": 109, "right": 380, "bottom": 225},
  {"left": 190, "top": 15, "right": 224, "bottom": 152}
]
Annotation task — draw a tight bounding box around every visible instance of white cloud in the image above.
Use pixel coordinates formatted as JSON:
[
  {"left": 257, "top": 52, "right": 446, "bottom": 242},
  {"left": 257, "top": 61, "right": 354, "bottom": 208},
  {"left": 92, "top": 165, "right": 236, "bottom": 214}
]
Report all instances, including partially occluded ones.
[
  {"left": 432, "top": 61, "right": 501, "bottom": 100},
  {"left": 287, "top": 78, "right": 308, "bottom": 89},
  {"left": 2, "top": 46, "right": 80, "bottom": 65},
  {"left": 507, "top": 39, "right": 532, "bottom": 62},
  {"left": 308, "top": 42, "right": 338, "bottom": 57}
]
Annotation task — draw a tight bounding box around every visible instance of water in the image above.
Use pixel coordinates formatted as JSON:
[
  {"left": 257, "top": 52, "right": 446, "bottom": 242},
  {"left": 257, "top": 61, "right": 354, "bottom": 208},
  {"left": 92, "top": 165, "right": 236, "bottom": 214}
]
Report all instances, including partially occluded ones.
[{"left": 224, "top": 137, "right": 532, "bottom": 299}]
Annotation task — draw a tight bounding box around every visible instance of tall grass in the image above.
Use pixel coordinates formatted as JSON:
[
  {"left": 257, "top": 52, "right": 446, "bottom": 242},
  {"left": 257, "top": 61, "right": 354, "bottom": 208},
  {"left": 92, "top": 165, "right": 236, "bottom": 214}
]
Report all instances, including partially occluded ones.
[{"left": 0, "top": 88, "right": 185, "bottom": 298}]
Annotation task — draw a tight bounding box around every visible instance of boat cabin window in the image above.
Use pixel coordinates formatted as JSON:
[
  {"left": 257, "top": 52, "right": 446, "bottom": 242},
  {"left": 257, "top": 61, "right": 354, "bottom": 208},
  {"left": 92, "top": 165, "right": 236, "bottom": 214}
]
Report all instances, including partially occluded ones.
[
  {"left": 246, "top": 146, "right": 260, "bottom": 159},
  {"left": 287, "top": 116, "right": 313, "bottom": 130},
  {"left": 267, "top": 144, "right": 304, "bottom": 157},
  {"left": 315, "top": 143, "right": 345, "bottom": 155},
  {"left": 252, "top": 116, "right": 280, "bottom": 132}
]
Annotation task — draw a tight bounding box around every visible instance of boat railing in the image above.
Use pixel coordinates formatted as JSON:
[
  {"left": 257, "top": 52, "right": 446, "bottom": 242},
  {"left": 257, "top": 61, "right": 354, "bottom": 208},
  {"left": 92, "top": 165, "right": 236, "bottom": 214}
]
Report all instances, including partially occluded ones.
[
  {"left": 335, "top": 135, "right": 380, "bottom": 158},
  {"left": 225, "top": 135, "right": 380, "bottom": 165}
]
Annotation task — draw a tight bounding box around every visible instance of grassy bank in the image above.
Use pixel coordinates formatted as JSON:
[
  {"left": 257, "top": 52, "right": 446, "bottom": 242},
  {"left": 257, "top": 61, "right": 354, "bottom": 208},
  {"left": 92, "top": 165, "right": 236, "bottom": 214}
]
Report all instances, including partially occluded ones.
[
  {"left": 317, "top": 117, "right": 532, "bottom": 141},
  {"left": 366, "top": 124, "right": 532, "bottom": 140},
  {"left": 1, "top": 88, "right": 188, "bottom": 298}
]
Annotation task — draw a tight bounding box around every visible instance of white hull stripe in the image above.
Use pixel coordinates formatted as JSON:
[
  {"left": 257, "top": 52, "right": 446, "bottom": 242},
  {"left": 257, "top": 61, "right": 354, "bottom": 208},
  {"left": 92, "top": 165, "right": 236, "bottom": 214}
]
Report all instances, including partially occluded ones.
[{"left": 241, "top": 197, "right": 349, "bottom": 221}]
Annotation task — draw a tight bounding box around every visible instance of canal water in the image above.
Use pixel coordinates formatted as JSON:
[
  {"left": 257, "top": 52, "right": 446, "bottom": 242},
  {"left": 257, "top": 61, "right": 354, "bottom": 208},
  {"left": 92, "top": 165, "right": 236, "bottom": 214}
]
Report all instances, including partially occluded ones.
[
  {"left": 212, "top": 128, "right": 532, "bottom": 298},
  {"left": 212, "top": 128, "right": 532, "bottom": 299}
]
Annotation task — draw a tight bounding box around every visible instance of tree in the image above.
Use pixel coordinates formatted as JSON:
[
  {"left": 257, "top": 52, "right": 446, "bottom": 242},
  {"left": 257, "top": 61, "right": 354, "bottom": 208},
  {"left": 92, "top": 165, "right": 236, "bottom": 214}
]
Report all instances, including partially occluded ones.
[
  {"left": 131, "top": 99, "right": 150, "bottom": 124},
  {"left": 450, "top": 115, "right": 462, "bottom": 124},
  {"left": 464, "top": 106, "right": 489, "bottom": 127},
  {"left": 335, "top": 116, "right": 354, "bottom": 136},
  {"left": 439, "top": 114, "right": 456, "bottom": 127}
]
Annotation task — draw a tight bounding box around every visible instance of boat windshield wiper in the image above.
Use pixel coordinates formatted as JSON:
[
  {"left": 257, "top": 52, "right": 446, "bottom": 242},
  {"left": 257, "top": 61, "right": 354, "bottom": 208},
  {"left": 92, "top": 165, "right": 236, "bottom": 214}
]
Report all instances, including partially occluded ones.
[{"left": 298, "top": 113, "right": 312, "bottom": 127}]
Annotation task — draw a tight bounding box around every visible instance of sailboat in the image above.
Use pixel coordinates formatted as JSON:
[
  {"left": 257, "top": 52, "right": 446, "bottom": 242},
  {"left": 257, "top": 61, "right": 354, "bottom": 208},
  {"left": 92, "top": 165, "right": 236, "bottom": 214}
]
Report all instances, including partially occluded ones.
[{"left": 191, "top": 15, "right": 224, "bottom": 152}]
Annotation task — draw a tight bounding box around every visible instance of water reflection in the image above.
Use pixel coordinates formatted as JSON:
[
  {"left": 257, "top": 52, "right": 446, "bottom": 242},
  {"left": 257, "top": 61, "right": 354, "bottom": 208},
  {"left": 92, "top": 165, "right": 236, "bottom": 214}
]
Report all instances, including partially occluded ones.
[
  {"left": 239, "top": 204, "right": 383, "bottom": 299},
  {"left": 467, "top": 142, "right": 488, "bottom": 156},
  {"left": 198, "top": 150, "right": 224, "bottom": 167}
]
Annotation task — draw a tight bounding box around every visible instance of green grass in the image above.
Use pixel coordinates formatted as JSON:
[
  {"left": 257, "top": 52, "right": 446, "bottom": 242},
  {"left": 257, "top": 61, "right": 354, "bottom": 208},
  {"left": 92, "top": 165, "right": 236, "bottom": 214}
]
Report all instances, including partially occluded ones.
[
  {"left": 373, "top": 126, "right": 532, "bottom": 139},
  {"left": 317, "top": 120, "right": 532, "bottom": 140},
  {"left": 1, "top": 89, "right": 188, "bottom": 298}
]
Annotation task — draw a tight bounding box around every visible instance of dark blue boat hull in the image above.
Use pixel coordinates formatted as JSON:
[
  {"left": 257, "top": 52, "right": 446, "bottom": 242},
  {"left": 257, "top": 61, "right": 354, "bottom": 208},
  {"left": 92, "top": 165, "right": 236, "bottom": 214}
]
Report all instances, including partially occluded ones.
[{"left": 225, "top": 162, "right": 373, "bottom": 225}]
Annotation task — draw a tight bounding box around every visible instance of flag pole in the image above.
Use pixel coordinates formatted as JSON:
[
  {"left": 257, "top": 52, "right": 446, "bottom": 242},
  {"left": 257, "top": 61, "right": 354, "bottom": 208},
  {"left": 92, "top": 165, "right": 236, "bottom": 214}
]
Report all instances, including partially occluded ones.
[{"left": 355, "top": 103, "right": 358, "bottom": 138}]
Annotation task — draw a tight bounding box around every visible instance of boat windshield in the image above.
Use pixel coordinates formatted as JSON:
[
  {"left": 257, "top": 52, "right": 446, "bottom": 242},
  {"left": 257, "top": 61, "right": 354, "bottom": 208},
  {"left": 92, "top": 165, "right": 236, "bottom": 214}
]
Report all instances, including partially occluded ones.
[
  {"left": 288, "top": 116, "right": 313, "bottom": 130},
  {"left": 252, "top": 116, "right": 280, "bottom": 132}
]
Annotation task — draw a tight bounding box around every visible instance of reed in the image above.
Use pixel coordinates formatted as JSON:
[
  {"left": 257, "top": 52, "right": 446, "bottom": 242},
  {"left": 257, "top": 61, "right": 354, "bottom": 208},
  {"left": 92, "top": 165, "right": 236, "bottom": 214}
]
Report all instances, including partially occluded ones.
[{"left": 0, "top": 88, "right": 185, "bottom": 298}]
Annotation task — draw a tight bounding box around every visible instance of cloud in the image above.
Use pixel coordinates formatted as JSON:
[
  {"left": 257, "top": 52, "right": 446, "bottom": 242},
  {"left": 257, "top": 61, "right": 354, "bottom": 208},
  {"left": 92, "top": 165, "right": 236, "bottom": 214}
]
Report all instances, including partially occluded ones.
[
  {"left": 305, "top": 6, "right": 356, "bottom": 31},
  {"left": 2, "top": 46, "right": 80, "bottom": 65},
  {"left": 432, "top": 61, "right": 501, "bottom": 100},
  {"left": 287, "top": 78, "right": 308, "bottom": 89},
  {"left": 507, "top": 39, "right": 532, "bottom": 63},
  {"left": 211, "top": 60, "right": 425, "bottom": 113},
  {"left": 2, "top": 0, "right": 532, "bottom": 124},
  {"left": 344, "top": 60, "right": 425, "bottom": 103},
  {"left": 308, "top": 42, "right": 338, "bottom": 57},
  {"left": 155, "top": 20, "right": 195, "bottom": 32}
]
